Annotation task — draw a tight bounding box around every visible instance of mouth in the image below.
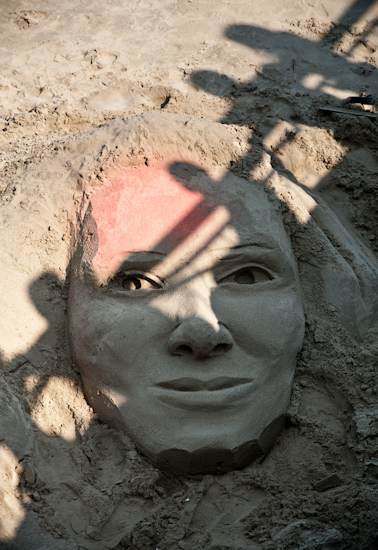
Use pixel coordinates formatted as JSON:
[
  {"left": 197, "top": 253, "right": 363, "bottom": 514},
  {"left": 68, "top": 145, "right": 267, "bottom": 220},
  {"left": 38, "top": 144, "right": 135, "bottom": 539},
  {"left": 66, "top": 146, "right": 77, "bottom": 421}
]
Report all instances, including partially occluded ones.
[
  {"left": 152, "top": 377, "right": 254, "bottom": 410},
  {"left": 155, "top": 377, "right": 252, "bottom": 391}
]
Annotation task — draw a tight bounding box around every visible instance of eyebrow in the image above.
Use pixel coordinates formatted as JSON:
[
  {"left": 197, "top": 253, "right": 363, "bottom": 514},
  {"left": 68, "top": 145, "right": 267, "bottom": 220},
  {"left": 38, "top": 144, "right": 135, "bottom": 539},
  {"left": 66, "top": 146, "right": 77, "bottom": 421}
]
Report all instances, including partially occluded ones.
[
  {"left": 110, "top": 244, "right": 280, "bottom": 273},
  {"left": 111, "top": 251, "right": 167, "bottom": 270},
  {"left": 213, "top": 243, "right": 279, "bottom": 259},
  {"left": 117, "top": 243, "right": 279, "bottom": 261}
]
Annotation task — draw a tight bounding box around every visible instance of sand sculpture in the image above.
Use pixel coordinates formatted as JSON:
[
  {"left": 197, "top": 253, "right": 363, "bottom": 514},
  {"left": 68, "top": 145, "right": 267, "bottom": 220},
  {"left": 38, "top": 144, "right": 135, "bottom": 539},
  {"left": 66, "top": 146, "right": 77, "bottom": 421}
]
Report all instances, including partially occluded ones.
[
  {"left": 68, "top": 160, "right": 305, "bottom": 474},
  {"left": 1, "top": 112, "right": 378, "bottom": 549},
  {"left": 68, "top": 113, "right": 377, "bottom": 475}
]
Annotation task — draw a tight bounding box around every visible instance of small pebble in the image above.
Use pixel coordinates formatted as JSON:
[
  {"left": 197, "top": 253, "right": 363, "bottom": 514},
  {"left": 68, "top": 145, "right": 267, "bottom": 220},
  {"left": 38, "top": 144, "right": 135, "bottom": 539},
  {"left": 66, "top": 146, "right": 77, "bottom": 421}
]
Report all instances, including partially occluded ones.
[
  {"left": 127, "top": 450, "right": 138, "bottom": 460},
  {"left": 314, "top": 473, "right": 342, "bottom": 492},
  {"left": 303, "top": 508, "right": 317, "bottom": 517},
  {"left": 24, "top": 464, "right": 36, "bottom": 485}
]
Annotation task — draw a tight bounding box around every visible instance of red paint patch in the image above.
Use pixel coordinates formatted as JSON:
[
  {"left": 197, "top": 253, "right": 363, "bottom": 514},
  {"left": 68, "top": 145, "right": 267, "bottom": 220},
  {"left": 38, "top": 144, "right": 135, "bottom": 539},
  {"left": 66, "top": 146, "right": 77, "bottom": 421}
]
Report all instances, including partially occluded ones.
[{"left": 91, "top": 162, "right": 211, "bottom": 276}]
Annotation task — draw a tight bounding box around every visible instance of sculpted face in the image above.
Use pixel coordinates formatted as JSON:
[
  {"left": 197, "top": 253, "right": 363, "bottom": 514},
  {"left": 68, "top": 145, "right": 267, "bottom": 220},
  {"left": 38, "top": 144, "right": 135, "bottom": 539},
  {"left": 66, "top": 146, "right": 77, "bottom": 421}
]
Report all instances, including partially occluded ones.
[{"left": 68, "top": 162, "right": 305, "bottom": 474}]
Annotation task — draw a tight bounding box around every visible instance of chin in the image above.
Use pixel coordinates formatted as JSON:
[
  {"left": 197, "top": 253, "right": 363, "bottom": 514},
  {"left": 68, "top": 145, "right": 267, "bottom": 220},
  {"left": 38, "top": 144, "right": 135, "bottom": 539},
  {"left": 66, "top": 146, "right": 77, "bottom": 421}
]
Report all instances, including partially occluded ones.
[
  {"left": 81, "top": 378, "right": 289, "bottom": 475},
  {"left": 134, "top": 414, "right": 287, "bottom": 475}
]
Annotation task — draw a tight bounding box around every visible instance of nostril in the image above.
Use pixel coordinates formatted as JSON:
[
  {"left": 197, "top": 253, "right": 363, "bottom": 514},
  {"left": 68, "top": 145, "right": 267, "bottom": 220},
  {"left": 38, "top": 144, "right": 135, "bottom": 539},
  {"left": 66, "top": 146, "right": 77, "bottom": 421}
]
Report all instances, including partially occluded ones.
[
  {"left": 213, "top": 343, "right": 232, "bottom": 355},
  {"left": 171, "top": 341, "right": 233, "bottom": 358},
  {"left": 174, "top": 344, "right": 193, "bottom": 357},
  {"left": 167, "top": 319, "right": 234, "bottom": 359}
]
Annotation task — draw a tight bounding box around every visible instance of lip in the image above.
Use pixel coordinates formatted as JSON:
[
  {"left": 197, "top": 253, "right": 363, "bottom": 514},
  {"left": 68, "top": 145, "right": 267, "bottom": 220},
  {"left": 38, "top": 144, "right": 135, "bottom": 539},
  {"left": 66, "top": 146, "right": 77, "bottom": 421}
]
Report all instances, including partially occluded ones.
[
  {"left": 155, "top": 377, "right": 252, "bottom": 391},
  {"left": 151, "top": 377, "right": 254, "bottom": 410}
]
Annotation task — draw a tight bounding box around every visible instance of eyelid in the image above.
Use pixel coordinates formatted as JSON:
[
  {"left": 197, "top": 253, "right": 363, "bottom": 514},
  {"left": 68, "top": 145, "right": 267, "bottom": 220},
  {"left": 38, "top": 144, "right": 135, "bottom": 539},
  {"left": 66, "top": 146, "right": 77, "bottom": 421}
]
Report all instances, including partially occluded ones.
[
  {"left": 215, "top": 263, "right": 275, "bottom": 283},
  {"left": 107, "top": 270, "right": 163, "bottom": 289}
]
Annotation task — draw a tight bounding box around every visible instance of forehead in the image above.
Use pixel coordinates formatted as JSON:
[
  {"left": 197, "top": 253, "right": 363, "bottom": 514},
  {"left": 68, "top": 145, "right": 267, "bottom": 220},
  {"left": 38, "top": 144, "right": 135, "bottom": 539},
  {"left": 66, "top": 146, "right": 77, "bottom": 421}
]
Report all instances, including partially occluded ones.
[{"left": 86, "top": 162, "right": 290, "bottom": 276}]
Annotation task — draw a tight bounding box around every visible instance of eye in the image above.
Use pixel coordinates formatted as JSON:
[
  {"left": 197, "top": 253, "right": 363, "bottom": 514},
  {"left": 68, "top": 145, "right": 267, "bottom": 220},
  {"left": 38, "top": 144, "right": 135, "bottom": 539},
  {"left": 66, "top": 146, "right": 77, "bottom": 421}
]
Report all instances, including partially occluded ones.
[
  {"left": 108, "top": 273, "right": 162, "bottom": 291},
  {"left": 218, "top": 266, "right": 273, "bottom": 285}
]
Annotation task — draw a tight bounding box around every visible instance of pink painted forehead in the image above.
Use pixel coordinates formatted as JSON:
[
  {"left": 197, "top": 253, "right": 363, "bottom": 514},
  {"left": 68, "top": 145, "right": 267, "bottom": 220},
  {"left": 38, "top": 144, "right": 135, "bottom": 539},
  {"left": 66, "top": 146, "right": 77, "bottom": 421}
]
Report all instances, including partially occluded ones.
[{"left": 90, "top": 162, "right": 213, "bottom": 275}]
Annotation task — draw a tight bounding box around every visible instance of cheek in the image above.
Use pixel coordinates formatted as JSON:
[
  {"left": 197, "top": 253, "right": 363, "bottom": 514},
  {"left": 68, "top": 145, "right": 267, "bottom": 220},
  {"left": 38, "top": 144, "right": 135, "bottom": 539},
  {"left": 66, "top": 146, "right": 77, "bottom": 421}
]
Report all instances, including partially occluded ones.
[
  {"left": 213, "top": 288, "right": 305, "bottom": 358},
  {"left": 69, "top": 294, "right": 172, "bottom": 380}
]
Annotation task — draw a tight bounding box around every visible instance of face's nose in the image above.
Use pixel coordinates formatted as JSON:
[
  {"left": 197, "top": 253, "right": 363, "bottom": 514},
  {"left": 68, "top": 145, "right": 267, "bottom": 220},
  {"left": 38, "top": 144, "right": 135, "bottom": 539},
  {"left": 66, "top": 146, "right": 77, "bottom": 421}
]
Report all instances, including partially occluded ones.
[{"left": 168, "top": 318, "right": 233, "bottom": 359}]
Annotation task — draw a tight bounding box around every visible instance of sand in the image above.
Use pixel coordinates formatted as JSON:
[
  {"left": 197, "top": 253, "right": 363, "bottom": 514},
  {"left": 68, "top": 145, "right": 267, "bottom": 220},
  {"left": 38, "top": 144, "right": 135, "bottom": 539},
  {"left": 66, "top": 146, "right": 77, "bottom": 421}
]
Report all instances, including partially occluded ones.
[{"left": 1, "top": 0, "right": 378, "bottom": 548}]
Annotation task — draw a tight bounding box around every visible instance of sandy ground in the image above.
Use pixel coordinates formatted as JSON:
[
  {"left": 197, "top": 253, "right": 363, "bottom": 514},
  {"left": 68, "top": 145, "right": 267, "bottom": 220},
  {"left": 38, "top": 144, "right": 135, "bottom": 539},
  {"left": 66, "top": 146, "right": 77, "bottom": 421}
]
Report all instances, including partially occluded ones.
[{"left": 1, "top": 0, "right": 378, "bottom": 549}]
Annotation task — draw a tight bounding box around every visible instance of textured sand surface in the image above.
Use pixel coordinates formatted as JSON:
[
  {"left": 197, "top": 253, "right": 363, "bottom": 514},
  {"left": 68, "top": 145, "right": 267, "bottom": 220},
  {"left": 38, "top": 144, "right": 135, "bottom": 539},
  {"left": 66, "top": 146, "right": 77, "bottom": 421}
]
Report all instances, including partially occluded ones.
[{"left": 1, "top": 1, "right": 378, "bottom": 549}]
